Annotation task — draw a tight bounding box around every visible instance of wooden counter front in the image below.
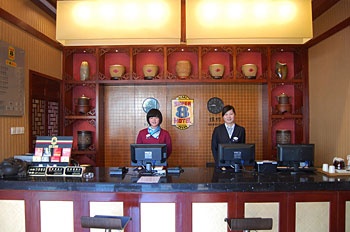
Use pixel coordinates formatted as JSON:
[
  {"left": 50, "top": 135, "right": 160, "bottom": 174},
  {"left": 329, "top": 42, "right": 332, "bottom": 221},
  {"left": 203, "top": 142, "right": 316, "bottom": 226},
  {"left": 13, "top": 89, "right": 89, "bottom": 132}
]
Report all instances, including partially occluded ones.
[{"left": 0, "top": 167, "right": 349, "bottom": 232}]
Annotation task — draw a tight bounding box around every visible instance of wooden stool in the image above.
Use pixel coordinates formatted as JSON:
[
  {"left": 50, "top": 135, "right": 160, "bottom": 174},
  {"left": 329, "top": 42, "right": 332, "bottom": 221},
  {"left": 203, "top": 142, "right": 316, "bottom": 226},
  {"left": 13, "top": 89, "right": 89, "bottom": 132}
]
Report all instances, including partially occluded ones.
[{"left": 81, "top": 215, "right": 131, "bottom": 232}]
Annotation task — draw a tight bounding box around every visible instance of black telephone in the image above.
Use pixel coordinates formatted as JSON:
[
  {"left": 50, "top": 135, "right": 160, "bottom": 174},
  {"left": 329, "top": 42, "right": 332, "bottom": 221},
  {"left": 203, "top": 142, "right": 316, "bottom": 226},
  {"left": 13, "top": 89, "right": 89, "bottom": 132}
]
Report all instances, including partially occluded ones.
[{"left": 0, "top": 157, "right": 28, "bottom": 178}]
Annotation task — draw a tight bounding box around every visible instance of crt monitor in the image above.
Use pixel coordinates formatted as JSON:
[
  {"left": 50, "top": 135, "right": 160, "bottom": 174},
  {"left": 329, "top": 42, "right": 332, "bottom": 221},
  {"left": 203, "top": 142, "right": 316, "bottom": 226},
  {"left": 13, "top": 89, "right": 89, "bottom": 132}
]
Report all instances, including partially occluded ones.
[
  {"left": 130, "top": 144, "right": 167, "bottom": 167},
  {"left": 218, "top": 143, "right": 255, "bottom": 168},
  {"left": 277, "top": 144, "right": 315, "bottom": 167}
]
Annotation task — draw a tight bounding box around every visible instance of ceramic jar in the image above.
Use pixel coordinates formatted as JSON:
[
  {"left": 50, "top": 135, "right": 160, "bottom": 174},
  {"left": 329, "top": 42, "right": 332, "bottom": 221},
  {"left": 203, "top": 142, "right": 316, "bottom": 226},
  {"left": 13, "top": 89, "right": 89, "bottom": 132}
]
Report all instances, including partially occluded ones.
[
  {"left": 276, "top": 93, "right": 290, "bottom": 104},
  {"left": 109, "top": 64, "right": 125, "bottom": 80},
  {"left": 209, "top": 64, "right": 225, "bottom": 79},
  {"left": 241, "top": 64, "right": 257, "bottom": 79},
  {"left": 276, "top": 129, "right": 291, "bottom": 144},
  {"left": 176, "top": 60, "right": 191, "bottom": 79},
  {"left": 75, "top": 95, "right": 90, "bottom": 114},
  {"left": 275, "top": 61, "right": 288, "bottom": 79},
  {"left": 276, "top": 93, "right": 291, "bottom": 113},
  {"left": 143, "top": 64, "right": 158, "bottom": 80},
  {"left": 77, "top": 130, "right": 92, "bottom": 150},
  {"left": 80, "top": 61, "right": 89, "bottom": 81}
]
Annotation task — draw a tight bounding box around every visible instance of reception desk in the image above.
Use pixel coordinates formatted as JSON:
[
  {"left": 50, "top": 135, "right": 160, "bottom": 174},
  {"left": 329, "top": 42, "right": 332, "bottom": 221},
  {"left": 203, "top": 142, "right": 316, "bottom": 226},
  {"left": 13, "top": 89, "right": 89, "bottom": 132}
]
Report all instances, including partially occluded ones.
[{"left": 0, "top": 167, "right": 350, "bottom": 232}]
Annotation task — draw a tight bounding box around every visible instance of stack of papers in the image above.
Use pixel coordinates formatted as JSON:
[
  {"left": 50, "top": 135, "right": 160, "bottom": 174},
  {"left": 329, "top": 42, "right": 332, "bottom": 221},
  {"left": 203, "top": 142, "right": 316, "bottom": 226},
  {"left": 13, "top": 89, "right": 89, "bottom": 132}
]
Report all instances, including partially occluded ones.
[{"left": 137, "top": 176, "right": 161, "bottom": 183}]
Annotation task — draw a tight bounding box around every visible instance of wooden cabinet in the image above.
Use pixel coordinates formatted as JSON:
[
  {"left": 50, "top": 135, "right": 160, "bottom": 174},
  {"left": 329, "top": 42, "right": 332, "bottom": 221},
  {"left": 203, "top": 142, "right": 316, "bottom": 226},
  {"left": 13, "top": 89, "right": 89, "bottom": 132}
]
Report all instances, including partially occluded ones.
[
  {"left": 62, "top": 45, "right": 308, "bottom": 165},
  {"left": 268, "top": 46, "right": 309, "bottom": 160},
  {"left": 0, "top": 190, "right": 347, "bottom": 232}
]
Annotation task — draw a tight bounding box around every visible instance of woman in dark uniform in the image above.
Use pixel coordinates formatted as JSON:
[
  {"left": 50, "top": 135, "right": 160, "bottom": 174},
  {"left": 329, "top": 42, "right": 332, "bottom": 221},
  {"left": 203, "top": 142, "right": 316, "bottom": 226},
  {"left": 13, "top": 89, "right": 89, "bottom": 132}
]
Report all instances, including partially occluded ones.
[{"left": 211, "top": 105, "right": 245, "bottom": 167}]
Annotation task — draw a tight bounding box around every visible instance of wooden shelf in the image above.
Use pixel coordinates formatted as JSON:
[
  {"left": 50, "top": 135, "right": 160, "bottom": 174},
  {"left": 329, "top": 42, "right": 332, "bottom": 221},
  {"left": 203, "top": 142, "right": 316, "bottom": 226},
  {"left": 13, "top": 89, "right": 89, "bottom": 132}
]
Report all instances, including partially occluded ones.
[{"left": 65, "top": 115, "right": 96, "bottom": 120}]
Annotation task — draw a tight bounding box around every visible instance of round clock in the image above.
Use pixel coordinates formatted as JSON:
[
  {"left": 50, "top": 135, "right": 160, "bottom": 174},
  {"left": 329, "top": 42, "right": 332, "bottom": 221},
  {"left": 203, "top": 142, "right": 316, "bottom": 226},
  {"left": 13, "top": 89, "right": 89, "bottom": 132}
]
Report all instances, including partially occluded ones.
[
  {"left": 142, "top": 97, "right": 160, "bottom": 113},
  {"left": 207, "top": 97, "right": 224, "bottom": 114}
]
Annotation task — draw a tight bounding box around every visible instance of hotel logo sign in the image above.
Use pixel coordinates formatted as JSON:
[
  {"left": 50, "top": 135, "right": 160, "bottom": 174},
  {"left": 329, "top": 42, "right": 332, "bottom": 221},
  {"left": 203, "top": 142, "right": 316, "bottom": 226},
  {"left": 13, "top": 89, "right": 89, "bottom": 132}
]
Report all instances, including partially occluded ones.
[{"left": 172, "top": 95, "right": 193, "bottom": 130}]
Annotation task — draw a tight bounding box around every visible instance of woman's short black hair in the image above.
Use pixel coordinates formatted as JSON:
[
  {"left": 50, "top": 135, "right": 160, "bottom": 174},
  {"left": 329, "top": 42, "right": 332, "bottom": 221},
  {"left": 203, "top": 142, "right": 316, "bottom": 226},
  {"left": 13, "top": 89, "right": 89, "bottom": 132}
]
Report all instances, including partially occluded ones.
[
  {"left": 222, "top": 105, "right": 236, "bottom": 117},
  {"left": 147, "top": 108, "right": 163, "bottom": 125}
]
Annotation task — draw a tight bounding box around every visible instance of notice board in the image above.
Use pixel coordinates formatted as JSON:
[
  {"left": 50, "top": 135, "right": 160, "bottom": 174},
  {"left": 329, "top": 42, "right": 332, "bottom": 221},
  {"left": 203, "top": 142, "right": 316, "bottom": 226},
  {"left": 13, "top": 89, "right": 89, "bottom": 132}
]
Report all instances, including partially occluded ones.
[{"left": 0, "top": 40, "right": 25, "bottom": 116}]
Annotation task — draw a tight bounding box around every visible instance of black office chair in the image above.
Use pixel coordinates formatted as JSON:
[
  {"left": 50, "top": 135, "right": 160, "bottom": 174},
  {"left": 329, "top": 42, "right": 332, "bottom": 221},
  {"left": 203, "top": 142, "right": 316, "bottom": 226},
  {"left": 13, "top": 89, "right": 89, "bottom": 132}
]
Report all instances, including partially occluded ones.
[
  {"left": 224, "top": 217, "right": 273, "bottom": 232},
  {"left": 81, "top": 215, "right": 131, "bottom": 232}
]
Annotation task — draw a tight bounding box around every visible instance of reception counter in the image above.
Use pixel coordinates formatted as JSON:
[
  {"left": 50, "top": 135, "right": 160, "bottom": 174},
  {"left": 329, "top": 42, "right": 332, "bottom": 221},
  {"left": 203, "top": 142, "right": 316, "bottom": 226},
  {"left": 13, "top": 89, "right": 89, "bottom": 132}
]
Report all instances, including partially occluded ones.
[{"left": 0, "top": 167, "right": 350, "bottom": 232}]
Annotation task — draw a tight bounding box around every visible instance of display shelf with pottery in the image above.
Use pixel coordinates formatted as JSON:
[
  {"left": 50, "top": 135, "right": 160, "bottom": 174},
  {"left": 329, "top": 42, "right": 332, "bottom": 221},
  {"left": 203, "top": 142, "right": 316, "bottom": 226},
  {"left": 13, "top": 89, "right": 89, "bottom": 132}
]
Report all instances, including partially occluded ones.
[{"left": 166, "top": 47, "right": 198, "bottom": 80}]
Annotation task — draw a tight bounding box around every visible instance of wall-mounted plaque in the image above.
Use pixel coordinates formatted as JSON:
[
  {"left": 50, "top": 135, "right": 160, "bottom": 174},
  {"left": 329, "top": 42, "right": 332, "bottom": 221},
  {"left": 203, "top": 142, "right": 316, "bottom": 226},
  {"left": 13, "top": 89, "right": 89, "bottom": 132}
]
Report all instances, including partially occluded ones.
[
  {"left": 0, "top": 40, "right": 25, "bottom": 116},
  {"left": 171, "top": 95, "right": 194, "bottom": 130}
]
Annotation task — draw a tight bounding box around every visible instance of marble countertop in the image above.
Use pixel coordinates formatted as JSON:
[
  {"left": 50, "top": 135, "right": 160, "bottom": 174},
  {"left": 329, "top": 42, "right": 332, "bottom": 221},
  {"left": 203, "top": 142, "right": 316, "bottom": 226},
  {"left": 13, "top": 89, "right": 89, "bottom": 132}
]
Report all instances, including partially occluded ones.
[{"left": 1, "top": 167, "right": 350, "bottom": 193}]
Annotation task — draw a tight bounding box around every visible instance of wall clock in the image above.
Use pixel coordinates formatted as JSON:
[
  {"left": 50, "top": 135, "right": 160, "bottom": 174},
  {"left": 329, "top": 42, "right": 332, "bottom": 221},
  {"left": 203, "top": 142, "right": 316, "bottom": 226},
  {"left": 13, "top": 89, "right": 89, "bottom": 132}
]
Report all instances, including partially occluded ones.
[
  {"left": 142, "top": 97, "right": 160, "bottom": 113},
  {"left": 207, "top": 97, "right": 224, "bottom": 114}
]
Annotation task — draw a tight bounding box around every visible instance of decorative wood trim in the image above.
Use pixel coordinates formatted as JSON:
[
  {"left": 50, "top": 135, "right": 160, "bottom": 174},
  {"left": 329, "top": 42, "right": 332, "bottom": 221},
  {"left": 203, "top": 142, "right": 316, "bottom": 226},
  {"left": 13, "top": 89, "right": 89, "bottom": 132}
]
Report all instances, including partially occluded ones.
[
  {"left": 0, "top": 8, "right": 63, "bottom": 51},
  {"left": 304, "top": 17, "right": 350, "bottom": 49}
]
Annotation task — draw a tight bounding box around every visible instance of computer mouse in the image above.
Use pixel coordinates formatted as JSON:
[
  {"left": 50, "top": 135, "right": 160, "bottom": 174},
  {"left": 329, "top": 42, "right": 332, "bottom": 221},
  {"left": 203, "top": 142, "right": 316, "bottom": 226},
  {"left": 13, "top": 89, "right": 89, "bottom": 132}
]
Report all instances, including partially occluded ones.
[{"left": 221, "top": 167, "right": 226, "bottom": 171}]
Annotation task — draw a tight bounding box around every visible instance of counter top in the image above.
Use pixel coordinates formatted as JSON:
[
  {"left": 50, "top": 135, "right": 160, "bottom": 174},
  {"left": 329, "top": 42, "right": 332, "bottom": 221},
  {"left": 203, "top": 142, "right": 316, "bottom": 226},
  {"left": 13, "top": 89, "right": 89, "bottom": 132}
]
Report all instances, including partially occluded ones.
[{"left": 1, "top": 167, "right": 350, "bottom": 193}]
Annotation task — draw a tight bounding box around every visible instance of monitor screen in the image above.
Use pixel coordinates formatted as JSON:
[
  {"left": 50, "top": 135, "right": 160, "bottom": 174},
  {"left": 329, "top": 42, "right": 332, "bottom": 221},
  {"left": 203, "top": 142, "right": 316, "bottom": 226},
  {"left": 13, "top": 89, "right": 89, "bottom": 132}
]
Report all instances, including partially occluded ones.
[
  {"left": 277, "top": 144, "right": 315, "bottom": 167},
  {"left": 130, "top": 144, "right": 167, "bottom": 167},
  {"left": 218, "top": 143, "right": 255, "bottom": 168}
]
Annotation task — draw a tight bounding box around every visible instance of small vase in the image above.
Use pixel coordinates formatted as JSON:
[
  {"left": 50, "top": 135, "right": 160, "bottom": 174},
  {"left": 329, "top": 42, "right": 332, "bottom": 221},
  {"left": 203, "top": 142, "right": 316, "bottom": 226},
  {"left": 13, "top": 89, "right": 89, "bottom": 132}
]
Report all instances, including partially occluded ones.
[
  {"left": 275, "top": 61, "right": 288, "bottom": 79},
  {"left": 143, "top": 64, "right": 158, "bottom": 80},
  {"left": 209, "top": 64, "right": 225, "bottom": 79},
  {"left": 241, "top": 64, "right": 257, "bottom": 79},
  {"left": 109, "top": 64, "right": 125, "bottom": 80},
  {"left": 80, "top": 61, "right": 89, "bottom": 81},
  {"left": 176, "top": 60, "right": 191, "bottom": 79}
]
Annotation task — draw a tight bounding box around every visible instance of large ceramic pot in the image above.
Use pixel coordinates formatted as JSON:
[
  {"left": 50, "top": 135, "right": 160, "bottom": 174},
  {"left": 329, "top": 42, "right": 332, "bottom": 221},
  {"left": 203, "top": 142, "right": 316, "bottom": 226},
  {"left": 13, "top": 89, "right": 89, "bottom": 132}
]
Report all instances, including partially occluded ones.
[
  {"left": 241, "top": 64, "right": 257, "bottom": 79},
  {"left": 176, "top": 60, "right": 191, "bottom": 79},
  {"left": 80, "top": 61, "right": 89, "bottom": 81},
  {"left": 209, "top": 64, "right": 225, "bottom": 79},
  {"left": 143, "top": 64, "right": 158, "bottom": 80},
  {"left": 275, "top": 61, "right": 288, "bottom": 79},
  {"left": 109, "top": 64, "right": 125, "bottom": 80}
]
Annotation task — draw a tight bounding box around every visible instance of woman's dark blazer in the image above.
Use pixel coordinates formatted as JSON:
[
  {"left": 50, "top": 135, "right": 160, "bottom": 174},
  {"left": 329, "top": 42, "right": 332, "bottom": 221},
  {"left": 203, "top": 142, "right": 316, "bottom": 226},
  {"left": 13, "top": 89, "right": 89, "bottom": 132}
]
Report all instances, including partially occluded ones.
[{"left": 211, "top": 123, "right": 246, "bottom": 167}]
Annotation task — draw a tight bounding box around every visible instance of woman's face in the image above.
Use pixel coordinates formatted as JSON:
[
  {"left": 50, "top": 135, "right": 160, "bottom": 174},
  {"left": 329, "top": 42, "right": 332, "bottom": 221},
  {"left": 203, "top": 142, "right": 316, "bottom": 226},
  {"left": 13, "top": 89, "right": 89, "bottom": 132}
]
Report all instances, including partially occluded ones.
[
  {"left": 223, "top": 109, "right": 235, "bottom": 125},
  {"left": 149, "top": 116, "right": 160, "bottom": 128}
]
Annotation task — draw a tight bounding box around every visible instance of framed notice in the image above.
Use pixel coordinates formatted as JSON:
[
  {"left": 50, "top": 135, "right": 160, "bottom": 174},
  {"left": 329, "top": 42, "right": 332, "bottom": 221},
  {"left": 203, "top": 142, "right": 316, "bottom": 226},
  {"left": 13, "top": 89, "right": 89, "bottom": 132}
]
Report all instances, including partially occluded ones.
[
  {"left": 0, "top": 40, "right": 25, "bottom": 116},
  {"left": 171, "top": 95, "right": 194, "bottom": 130}
]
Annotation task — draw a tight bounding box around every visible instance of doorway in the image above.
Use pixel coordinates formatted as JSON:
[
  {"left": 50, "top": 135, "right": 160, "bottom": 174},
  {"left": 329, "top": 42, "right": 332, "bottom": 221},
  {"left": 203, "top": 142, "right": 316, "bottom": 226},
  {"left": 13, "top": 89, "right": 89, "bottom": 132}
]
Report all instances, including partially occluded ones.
[{"left": 28, "top": 70, "right": 62, "bottom": 152}]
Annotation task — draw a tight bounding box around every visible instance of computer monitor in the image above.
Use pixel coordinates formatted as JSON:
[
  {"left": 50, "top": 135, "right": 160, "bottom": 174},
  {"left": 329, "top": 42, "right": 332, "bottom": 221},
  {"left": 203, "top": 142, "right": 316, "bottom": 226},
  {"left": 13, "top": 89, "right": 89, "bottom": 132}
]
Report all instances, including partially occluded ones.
[
  {"left": 130, "top": 144, "right": 167, "bottom": 167},
  {"left": 218, "top": 143, "right": 255, "bottom": 169},
  {"left": 277, "top": 144, "right": 315, "bottom": 167}
]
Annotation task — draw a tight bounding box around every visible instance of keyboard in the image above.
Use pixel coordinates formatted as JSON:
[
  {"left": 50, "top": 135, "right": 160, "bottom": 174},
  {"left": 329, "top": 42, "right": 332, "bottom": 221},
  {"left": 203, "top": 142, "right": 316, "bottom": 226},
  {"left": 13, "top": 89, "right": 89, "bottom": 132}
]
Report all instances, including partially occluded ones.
[{"left": 277, "top": 166, "right": 316, "bottom": 172}]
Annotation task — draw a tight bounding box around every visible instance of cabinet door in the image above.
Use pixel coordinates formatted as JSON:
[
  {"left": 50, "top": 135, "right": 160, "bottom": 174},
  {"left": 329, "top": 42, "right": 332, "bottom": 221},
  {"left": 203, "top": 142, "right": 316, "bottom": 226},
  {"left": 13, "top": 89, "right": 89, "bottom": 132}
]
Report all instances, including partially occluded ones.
[{"left": 289, "top": 192, "right": 337, "bottom": 232}]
